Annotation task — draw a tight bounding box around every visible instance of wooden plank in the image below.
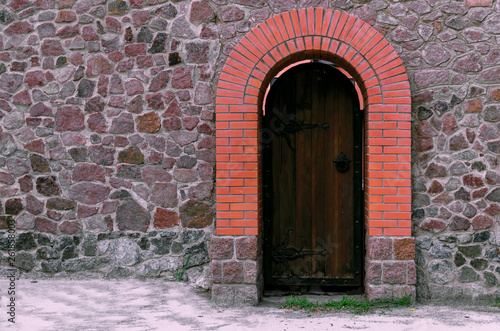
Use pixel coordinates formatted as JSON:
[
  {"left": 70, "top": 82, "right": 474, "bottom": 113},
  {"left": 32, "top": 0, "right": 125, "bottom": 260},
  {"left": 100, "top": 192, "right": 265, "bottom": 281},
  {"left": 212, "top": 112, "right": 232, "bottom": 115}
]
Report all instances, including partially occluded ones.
[
  {"left": 294, "top": 68, "right": 313, "bottom": 278},
  {"left": 337, "top": 71, "right": 355, "bottom": 278},
  {"left": 324, "top": 65, "right": 338, "bottom": 279},
  {"left": 312, "top": 65, "right": 326, "bottom": 278}
]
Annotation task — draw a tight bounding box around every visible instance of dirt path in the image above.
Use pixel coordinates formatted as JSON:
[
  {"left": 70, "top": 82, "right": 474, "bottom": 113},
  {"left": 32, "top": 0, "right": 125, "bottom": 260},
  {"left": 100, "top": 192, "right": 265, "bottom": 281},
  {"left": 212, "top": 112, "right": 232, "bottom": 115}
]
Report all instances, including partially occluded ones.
[{"left": 0, "top": 279, "right": 499, "bottom": 330}]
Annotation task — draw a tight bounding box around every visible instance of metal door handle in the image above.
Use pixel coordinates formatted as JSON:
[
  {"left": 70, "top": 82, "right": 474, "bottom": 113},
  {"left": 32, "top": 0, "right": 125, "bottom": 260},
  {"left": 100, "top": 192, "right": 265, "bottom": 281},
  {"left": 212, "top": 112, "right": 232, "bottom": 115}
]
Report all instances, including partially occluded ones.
[{"left": 333, "top": 152, "right": 351, "bottom": 173}]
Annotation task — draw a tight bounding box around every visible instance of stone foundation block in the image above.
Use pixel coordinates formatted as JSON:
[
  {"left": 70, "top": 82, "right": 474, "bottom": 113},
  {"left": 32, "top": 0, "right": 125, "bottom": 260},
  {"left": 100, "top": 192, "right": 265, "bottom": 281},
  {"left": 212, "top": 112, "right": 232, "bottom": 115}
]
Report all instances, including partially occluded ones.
[
  {"left": 382, "top": 261, "right": 407, "bottom": 284},
  {"left": 222, "top": 260, "right": 244, "bottom": 283},
  {"left": 365, "top": 260, "right": 382, "bottom": 285},
  {"left": 394, "top": 238, "right": 415, "bottom": 259},
  {"left": 212, "top": 284, "right": 259, "bottom": 306},
  {"left": 209, "top": 237, "right": 234, "bottom": 260},
  {"left": 365, "top": 284, "right": 416, "bottom": 301},
  {"left": 367, "top": 237, "right": 393, "bottom": 260},
  {"left": 235, "top": 236, "right": 259, "bottom": 260}
]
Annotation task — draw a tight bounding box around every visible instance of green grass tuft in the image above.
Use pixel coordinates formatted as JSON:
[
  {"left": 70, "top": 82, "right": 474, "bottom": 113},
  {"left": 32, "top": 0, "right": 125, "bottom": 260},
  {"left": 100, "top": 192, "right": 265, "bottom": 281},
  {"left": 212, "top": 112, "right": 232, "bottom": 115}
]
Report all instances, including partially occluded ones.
[
  {"left": 279, "top": 294, "right": 412, "bottom": 314},
  {"left": 175, "top": 254, "right": 191, "bottom": 281},
  {"left": 492, "top": 298, "right": 500, "bottom": 308}
]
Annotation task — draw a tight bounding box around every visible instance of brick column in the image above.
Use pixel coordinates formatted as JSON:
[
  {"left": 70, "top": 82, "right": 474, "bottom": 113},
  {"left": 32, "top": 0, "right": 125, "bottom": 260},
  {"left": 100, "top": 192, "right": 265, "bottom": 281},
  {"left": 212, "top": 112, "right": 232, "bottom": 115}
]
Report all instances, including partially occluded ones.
[
  {"left": 365, "top": 236, "right": 416, "bottom": 299},
  {"left": 214, "top": 9, "right": 415, "bottom": 304},
  {"left": 210, "top": 235, "right": 262, "bottom": 305}
]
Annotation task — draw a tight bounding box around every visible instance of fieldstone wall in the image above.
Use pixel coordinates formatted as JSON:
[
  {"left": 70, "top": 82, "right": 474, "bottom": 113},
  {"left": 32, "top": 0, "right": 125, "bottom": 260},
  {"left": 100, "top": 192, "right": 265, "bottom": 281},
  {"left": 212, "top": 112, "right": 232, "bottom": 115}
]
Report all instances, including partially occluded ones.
[
  {"left": 0, "top": 0, "right": 218, "bottom": 288},
  {"left": 405, "top": 0, "right": 500, "bottom": 300},
  {"left": 1, "top": 0, "right": 500, "bottom": 301}
]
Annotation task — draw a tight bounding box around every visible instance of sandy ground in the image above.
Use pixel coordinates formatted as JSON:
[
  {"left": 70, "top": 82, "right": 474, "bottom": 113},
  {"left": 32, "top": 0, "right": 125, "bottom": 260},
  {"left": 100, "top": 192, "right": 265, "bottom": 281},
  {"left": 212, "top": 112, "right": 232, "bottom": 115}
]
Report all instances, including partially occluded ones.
[{"left": 0, "top": 279, "right": 499, "bottom": 331}]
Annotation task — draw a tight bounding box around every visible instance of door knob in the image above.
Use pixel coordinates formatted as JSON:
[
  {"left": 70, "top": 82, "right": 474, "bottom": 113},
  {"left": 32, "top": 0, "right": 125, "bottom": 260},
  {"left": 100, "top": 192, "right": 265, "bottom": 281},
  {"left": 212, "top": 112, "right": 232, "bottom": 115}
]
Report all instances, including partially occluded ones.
[{"left": 333, "top": 152, "right": 351, "bottom": 173}]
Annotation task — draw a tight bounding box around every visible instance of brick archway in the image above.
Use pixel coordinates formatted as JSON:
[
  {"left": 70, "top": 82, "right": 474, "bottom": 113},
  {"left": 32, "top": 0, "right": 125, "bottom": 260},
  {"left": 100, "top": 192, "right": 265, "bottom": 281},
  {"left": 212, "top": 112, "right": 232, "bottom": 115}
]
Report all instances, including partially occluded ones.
[{"left": 212, "top": 8, "right": 415, "bottom": 305}]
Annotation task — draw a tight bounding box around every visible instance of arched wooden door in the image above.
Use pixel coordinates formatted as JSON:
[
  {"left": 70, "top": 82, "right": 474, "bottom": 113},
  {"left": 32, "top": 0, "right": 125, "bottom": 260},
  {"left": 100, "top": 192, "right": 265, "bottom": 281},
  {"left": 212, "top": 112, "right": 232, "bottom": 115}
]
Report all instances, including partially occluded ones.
[{"left": 263, "top": 62, "right": 363, "bottom": 288}]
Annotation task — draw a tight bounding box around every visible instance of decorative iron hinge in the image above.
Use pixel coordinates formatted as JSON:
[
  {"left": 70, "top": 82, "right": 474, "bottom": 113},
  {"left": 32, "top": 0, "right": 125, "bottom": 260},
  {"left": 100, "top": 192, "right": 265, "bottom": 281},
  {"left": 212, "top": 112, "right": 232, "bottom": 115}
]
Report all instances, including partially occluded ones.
[{"left": 272, "top": 229, "right": 329, "bottom": 278}]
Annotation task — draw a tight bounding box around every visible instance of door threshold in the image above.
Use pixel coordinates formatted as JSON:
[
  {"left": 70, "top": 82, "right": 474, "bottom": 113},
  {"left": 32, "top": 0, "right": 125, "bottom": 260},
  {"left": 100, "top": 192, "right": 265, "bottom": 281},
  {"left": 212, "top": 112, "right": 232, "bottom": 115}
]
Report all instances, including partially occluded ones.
[{"left": 263, "top": 285, "right": 363, "bottom": 297}]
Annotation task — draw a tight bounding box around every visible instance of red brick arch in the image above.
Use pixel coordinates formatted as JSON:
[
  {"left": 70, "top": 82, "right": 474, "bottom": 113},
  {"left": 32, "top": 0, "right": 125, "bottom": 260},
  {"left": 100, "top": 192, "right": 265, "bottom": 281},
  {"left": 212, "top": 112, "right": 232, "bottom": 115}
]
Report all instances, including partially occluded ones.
[{"left": 213, "top": 8, "right": 414, "bottom": 304}]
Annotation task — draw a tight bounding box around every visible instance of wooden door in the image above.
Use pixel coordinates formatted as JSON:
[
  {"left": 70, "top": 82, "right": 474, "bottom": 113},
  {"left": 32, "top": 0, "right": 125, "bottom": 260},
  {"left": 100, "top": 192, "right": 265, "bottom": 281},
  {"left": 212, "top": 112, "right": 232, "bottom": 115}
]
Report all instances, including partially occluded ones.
[{"left": 263, "top": 62, "right": 363, "bottom": 288}]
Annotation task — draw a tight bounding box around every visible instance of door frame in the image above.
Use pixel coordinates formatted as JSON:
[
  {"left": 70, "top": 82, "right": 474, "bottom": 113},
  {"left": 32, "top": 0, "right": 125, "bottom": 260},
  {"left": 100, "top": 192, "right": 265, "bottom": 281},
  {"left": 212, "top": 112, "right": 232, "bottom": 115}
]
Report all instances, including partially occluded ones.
[
  {"left": 262, "top": 62, "right": 364, "bottom": 288},
  {"left": 212, "top": 9, "right": 414, "bottom": 306}
]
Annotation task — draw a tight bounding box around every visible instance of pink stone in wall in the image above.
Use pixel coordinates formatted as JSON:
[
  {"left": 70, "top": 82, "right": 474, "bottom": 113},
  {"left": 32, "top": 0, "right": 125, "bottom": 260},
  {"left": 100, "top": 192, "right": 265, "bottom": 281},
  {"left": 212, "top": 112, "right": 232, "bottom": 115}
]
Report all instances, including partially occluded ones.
[
  {"left": 125, "top": 79, "right": 144, "bottom": 96},
  {"left": 223, "top": 261, "right": 244, "bottom": 283},
  {"left": 68, "top": 182, "right": 111, "bottom": 205},
  {"left": 88, "top": 113, "right": 107, "bottom": 133},
  {"left": 77, "top": 205, "right": 99, "bottom": 218},
  {"left": 61, "top": 132, "right": 87, "bottom": 146},
  {"left": 151, "top": 183, "right": 178, "bottom": 208},
  {"left": 420, "top": 219, "right": 447, "bottom": 232},
  {"left": 197, "top": 123, "right": 213, "bottom": 134},
  {"left": 101, "top": 201, "right": 119, "bottom": 214},
  {"left": 162, "top": 117, "right": 182, "bottom": 131},
  {"left": 57, "top": 25, "right": 80, "bottom": 38},
  {"left": 19, "top": 176, "right": 34, "bottom": 193},
  {"left": 194, "top": 82, "right": 212, "bottom": 105},
  {"left": 13, "top": 90, "right": 32, "bottom": 105},
  {"left": 368, "top": 238, "right": 393, "bottom": 260},
  {"left": 55, "top": 106, "right": 84, "bottom": 131},
  {"left": 129, "top": 0, "right": 144, "bottom": 8},
  {"left": 86, "top": 55, "right": 114, "bottom": 76},
  {"left": 55, "top": 10, "right": 76, "bottom": 22},
  {"left": 142, "top": 166, "right": 172, "bottom": 186},
  {"left": 163, "top": 99, "right": 182, "bottom": 116},
  {"left": 186, "top": 42, "right": 210, "bottom": 63},
  {"left": 153, "top": 208, "right": 180, "bottom": 229},
  {"left": 105, "top": 17, "right": 122, "bottom": 32},
  {"left": 149, "top": 71, "right": 170, "bottom": 92},
  {"left": 220, "top": 6, "right": 245, "bottom": 22},
  {"left": 125, "top": 43, "right": 147, "bottom": 57},
  {"left": 24, "top": 70, "right": 46, "bottom": 88},
  {"left": 466, "top": 0, "right": 492, "bottom": 7},
  {"left": 0, "top": 172, "right": 15, "bottom": 185},
  {"left": 188, "top": 182, "right": 212, "bottom": 200},
  {"left": 35, "top": 217, "right": 57, "bottom": 233},
  {"left": 236, "top": 237, "right": 259, "bottom": 260},
  {"left": 132, "top": 10, "right": 149, "bottom": 26},
  {"left": 182, "top": 116, "right": 199, "bottom": 130},
  {"left": 472, "top": 214, "right": 493, "bottom": 230},
  {"left": 190, "top": 0, "right": 214, "bottom": 24},
  {"left": 209, "top": 237, "right": 234, "bottom": 260},
  {"left": 172, "top": 67, "right": 193, "bottom": 89},
  {"left": 24, "top": 139, "right": 45, "bottom": 154},
  {"left": 198, "top": 136, "right": 215, "bottom": 149},
  {"left": 59, "top": 220, "right": 81, "bottom": 234},
  {"left": 72, "top": 163, "right": 106, "bottom": 182},
  {"left": 382, "top": 262, "right": 406, "bottom": 284},
  {"left": 366, "top": 261, "right": 382, "bottom": 284},
  {"left": 145, "top": 93, "right": 164, "bottom": 109},
  {"left": 4, "top": 21, "right": 34, "bottom": 36},
  {"left": 35, "top": 0, "right": 54, "bottom": 9},
  {"left": 484, "top": 203, "right": 500, "bottom": 216}
]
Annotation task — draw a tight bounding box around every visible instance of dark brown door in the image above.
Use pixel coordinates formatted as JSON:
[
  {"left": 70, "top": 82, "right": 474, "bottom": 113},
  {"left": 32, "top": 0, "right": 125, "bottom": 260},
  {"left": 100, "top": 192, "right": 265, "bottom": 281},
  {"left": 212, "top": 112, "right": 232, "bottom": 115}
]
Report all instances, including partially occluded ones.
[{"left": 263, "top": 62, "right": 362, "bottom": 288}]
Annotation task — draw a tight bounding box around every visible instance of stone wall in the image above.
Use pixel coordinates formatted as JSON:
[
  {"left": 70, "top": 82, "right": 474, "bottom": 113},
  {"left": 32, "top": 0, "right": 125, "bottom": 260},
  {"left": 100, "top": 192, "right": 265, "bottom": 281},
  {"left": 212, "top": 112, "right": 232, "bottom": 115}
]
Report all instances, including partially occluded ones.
[
  {"left": 404, "top": 0, "right": 500, "bottom": 300},
  {"left": 0, "top": 0, "right": 218, "bottom": 288},
  {"left": 1, "top": 0, "right": 500, "bottom": 301}
]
